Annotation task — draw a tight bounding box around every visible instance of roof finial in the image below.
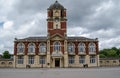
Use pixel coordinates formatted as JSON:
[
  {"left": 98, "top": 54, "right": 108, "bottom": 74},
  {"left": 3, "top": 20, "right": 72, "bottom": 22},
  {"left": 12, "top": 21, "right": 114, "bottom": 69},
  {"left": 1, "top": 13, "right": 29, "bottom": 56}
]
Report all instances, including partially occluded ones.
[{"left": 56, "top": 0, "right": 58, "bottom": 3}]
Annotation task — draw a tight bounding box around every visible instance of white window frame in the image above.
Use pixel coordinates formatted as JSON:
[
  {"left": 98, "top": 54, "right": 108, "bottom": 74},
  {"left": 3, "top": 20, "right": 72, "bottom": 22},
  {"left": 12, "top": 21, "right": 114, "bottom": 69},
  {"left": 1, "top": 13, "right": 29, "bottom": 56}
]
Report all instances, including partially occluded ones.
[
  {"left": 68, "top": 43, "right": 75, "bottom": 53},
  {"left": 17, "top": 43, "right": 25, "bottom": 53},
  {"left": 39, "top": 43, "right": 46, "bottom": 53},
  {"left": 39, "top": 56, "right": 45, "bottom": 64},
  {"left": 69, "top": 56, "right": 74, "bottom": 64},
  {"left": 17, "top": 56, "right": 24, "bottom": 64},
  {"left": 28, "top": 56, "right": 34, "bottom": 64},
  {"left": 28, "top": 43, "right": 35, "bottom": 53},
  {"left": 78, "top": 43, "right": 85, "bottom": 53},
  {"left": 53, "top": 41, "right": 61, "bottom": 52},
  {"left": 90, "top": 56, "right": 96, "bottom": 63},
  {"left": 89, "top": 43, "right": 96, "bottom": 53},
  {"left": 79, "top": 56, "right": 85, "bottom": 64}
]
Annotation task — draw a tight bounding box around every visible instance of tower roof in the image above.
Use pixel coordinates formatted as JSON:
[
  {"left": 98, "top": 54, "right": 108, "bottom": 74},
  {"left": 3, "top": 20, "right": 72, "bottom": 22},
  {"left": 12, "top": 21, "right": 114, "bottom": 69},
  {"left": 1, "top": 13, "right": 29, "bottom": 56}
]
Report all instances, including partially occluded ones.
[{"left": 48, "top": 1, "right": 65, "bottom": 10}]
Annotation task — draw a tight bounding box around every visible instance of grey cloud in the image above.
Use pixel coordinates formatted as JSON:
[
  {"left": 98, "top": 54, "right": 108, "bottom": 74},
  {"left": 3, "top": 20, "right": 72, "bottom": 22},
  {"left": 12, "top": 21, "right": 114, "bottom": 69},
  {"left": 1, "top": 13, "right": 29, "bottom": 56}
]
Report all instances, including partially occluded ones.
[{"left": 0, "top": 0, "right": 120, "bottom": 53}]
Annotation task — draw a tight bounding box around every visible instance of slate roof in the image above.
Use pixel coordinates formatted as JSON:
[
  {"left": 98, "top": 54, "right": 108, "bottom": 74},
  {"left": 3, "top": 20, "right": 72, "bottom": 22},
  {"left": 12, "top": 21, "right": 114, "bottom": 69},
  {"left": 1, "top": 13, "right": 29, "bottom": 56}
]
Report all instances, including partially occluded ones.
[
  {"left": 22, "top": 37, "right": 47, "bottom": 40},
  {"left": 15, "top": 37, "right": 47, "bottom": 42},
  {"left": 68, "top": 37, "right": 96, "bottom": 41},
  {"left": 15, "top": 36, "right": 98, "bottom": 42},
  {"left": 48, "top": 1, "right": 65, "bottom": 10}
]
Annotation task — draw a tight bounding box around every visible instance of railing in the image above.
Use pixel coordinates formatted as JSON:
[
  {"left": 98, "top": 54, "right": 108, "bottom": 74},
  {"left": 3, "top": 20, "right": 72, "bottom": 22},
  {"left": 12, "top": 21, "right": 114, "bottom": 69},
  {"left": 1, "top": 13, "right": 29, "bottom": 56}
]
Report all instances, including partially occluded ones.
[
  {"left": 78, "top": 52, "right": 86, "bottom": 55},
  {"left": 27, "top": 52, "right": 35, "bottom": 55},
  {"left": 39, "top": 52, "right": 46, "bottom": 55},
  {"left": 89, "top": 52, "right": 96, "bottom": 55},
  {"left": 17, "top": 52, "right": 24, "bottom": 55},
  {"left": 68, "top": 52, "right": 75, "bottom": 55}
]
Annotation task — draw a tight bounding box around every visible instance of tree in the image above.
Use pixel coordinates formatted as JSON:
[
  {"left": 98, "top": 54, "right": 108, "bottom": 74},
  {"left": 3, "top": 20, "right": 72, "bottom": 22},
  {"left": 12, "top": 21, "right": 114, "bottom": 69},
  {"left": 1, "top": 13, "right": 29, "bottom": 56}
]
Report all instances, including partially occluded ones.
[
  {"left": 99, "top": 54, "right": 106, "bottom": 58},
  {"left": 2, "top": 51, "right": 11, "bottom": 59},
  {"left": 117, "top": 48, "right": 120, "bottom": 56},
  {"left": 99, "top": 47, "right": 120, "bottom": 58},
  {"left": 106, "top": 49, "right": 117, "bottom": 58}
]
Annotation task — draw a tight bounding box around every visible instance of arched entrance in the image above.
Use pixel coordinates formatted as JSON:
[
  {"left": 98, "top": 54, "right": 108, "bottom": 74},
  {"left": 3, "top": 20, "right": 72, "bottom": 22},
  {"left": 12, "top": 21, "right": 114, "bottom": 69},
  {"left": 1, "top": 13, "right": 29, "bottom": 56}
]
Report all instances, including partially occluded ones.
[
  {"left": 55, "top": 58, "right": 60, "bottom": 67},
  {"left": 51, "top": 51, "right": 63, "bottom": 68}
]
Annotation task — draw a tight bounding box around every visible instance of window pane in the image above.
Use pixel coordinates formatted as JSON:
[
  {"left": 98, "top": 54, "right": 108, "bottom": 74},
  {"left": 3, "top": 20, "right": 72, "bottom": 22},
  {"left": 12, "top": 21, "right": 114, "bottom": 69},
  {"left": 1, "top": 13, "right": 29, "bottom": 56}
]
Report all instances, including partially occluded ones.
[
  {"left": 90, "top": 56, "right": 96, "bottom": 63},
  {"left": 54, "top": 42, "right": 60, "bottom": 51},
  {"left": 68, "top": 43, "right": 74, "bottom": 53},
  {"left": 89, "top": 43, "right": 96, "bottom": 52},
  {"left": 78, "top": 43, "right": 85, "bottom": 53},
  {"left": 79, "top": 56, "right": 85, "bottom": 64},
  {"left": 17, "top": 43, "right": 24, "bottom": 53},
  {"left": 39, "top": 43, "right": 46, "bottom": 53},
  {"left": 18, "top": 56, "right": 24, "bottom": 64},
  {"left": 28, "top": 56, "right": 34, "bottom": 64},
  {"left": 39, "top": 56, "right": 45, "bottom": 64},
  {"left": 28, "top": 43, "right": 35, "bottom": 53},
  {"left": 69, "top": 56, "right": 74, "bottom": 64}
]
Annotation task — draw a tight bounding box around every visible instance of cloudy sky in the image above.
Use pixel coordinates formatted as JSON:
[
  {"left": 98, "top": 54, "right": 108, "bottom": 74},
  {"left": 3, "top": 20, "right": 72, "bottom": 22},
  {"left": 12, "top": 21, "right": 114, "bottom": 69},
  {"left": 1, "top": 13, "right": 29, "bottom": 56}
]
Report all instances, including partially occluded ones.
[{"left": 0, "top": 0, "right": 120, "bottom": 54}]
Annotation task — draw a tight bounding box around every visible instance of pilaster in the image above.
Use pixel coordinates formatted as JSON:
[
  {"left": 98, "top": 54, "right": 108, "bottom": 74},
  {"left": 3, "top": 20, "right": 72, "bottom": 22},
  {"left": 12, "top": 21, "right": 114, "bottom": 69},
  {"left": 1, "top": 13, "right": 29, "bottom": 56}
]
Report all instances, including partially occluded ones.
[
  {"left": 47, "top": 40, "right": 51, "bottom": 68},
  {"left": 13, "top": 55, "right": 16, "bottom": 68},
  {"left": 64, "top": 40, "right": 68, "bottom": 67},
  {"left": 85, "top": 55, "right": 89, "bottom": 67},
  {"left": 75, "top": 55, "right": 79, "bottom": 67},
  {"left": 24, "top": 55, "right": 27, "bottom": 67},
  {"left": 97, "top": 55, "right": 100, "bottom": 67},
  {"left": 35, "top": 55, "right": 39, "bottom": 67}
]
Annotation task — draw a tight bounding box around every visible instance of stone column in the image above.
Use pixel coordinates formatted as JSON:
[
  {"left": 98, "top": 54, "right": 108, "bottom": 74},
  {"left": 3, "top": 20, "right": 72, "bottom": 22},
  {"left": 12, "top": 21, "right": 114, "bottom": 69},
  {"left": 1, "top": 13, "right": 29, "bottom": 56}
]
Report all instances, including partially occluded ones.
[
  {"left": 47, "top": 40, "right": 50, "bottom": 68},
  {"left": 60, "top": 58, "right": 62, "bottom": 67},
  {"left": 97, "top": 55, "right": 100, "bottom": 67},
  {"left": 85, "top": 55, "right": 89, "bottom": 67},
  {"left": 13, "top": 55, "right": 16, "bottom": 68},
  {"left": 75, "top": 55, "right": 79, "bottom": 67},
  {"left": 24, "top": 55, "right": 27, "bottom": 68},
  {"left": 52, "top": 58, "right": 55, "bottom": 68},
  {"left": 64, "top": 40, "right": 68, "bottom": 67},
  {"left": 34, "top": 55, "right": 39, "bottom": 67}
]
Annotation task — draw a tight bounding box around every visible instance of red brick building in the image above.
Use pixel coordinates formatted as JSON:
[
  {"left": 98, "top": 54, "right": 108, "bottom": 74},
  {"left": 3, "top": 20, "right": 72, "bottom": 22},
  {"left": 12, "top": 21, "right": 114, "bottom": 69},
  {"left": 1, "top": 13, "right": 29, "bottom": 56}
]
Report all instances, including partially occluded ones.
[{"left": 14, "top": 1, "right": 99, "bottom": 68}]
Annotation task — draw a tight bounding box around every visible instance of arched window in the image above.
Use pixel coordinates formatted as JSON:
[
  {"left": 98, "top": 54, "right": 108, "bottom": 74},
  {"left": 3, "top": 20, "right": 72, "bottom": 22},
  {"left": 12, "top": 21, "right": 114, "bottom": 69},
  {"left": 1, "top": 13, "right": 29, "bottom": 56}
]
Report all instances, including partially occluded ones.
[
  {"left": 54, "top": 42, "right": 61, "bottom": 52},
  {"left": 78, "top": 43, "right": 85, "bottom": 53},
  {"left": 67, "top": 43, "right": 75, "bottom": 53},
  {"left": 39, "top": 43, "right": 46, "bottom": 53},
  {"left": 28, "top": 43, "right": 35, "bottom": 53},
  {"left": 17, "top": 43, "right": 25, "bottom": 53},
  {"left": 89, "top": 43, "right": 96, "bottom": 53}
]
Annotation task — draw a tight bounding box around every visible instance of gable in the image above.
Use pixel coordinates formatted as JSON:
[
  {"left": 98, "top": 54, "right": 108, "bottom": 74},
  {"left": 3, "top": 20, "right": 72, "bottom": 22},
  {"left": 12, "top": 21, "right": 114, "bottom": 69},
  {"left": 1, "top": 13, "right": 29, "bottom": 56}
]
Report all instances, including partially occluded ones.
[{"left": 50, "top": 33, "right": 64, "bottom": 40}]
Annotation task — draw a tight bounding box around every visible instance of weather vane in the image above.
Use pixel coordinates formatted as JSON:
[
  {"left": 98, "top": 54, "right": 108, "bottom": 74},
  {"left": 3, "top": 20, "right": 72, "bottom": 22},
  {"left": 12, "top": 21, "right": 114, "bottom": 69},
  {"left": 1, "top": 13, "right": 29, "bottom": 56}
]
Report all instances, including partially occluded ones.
[{"left": 55, "top": 0, "right": 58, "bottom": 2}]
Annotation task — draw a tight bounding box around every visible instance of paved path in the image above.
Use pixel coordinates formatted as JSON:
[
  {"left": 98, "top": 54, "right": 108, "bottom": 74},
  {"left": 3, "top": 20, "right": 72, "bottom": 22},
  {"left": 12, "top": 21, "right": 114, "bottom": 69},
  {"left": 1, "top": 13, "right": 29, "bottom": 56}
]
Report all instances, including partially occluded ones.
[{"left": 0, "top": 67, "right": 120, "bottom": 78}]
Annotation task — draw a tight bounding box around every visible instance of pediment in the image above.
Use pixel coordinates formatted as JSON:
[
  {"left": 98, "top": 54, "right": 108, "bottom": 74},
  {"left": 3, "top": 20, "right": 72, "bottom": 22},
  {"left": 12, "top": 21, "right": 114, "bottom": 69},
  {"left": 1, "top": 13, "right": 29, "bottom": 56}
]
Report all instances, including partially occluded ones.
[{"left": 50, "top": 33, "right": 64, "bottom": 40}]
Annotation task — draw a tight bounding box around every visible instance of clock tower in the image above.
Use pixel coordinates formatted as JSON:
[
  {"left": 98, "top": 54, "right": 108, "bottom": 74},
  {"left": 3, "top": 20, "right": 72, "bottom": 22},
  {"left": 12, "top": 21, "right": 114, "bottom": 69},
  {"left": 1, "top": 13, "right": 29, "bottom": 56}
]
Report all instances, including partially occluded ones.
[
  {"left": 47, "top": 1, "right": 67, "bottom": 37},
  {"left": 13, "top": 1, "right": 99, "bottom": 68}
]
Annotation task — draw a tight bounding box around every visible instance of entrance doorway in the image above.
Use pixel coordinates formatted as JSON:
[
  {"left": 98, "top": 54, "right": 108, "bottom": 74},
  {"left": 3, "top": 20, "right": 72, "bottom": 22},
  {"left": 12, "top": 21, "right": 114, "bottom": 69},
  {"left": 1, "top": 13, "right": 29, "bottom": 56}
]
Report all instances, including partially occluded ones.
[{"left": 55, "top": 59, "right": 60, "bottom": 67}]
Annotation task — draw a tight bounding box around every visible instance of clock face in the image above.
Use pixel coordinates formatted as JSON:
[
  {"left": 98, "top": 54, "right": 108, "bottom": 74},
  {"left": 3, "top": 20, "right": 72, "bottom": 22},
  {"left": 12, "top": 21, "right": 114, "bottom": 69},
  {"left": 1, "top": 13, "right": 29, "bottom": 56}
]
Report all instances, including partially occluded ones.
[{"left": 55, "top": 18, "right": 59, "bottom": 22}]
